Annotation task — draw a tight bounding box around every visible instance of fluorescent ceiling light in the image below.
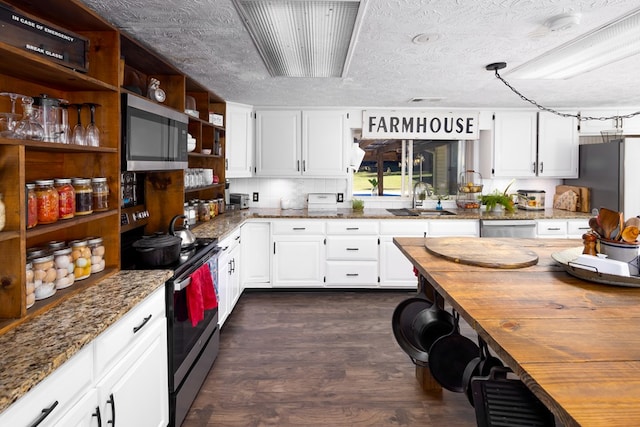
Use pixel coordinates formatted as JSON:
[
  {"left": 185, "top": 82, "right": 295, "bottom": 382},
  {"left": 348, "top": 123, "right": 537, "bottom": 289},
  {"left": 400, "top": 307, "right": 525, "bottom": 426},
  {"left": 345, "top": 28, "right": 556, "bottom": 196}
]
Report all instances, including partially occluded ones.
[
  {"left": 233, "top": 0, "right": 366, "bottom": 78},
  {"left": 507, "top": 7, "right": 640, "bottom": 79}
]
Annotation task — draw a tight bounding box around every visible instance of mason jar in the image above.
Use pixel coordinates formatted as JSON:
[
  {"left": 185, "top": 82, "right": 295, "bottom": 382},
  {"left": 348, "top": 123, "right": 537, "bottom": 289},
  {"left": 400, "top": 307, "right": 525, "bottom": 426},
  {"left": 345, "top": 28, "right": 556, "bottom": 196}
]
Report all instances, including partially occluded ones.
[
  {"left": 88, "top": 236, "right": 106, "bottom": 273},
  {"left": 34, "top": 179, "right": 59, "bottom": 224},
  {"left": 52, "top": 246, "right": 75, "bottom": 289},
  {"left": 91, "top": 177, "right": 109, "bottom": 212},
  {"left": 32, "top": 254, "right": 56, "bottom": 300},
  {"left": 26, "top": 183, "right": 38, "bottom": 229},
  {"left": 54, "top": 178, "right": 75, "bottom": 220},
  {"left": 72, "top": 178, "right": 93, "bottom": 215},
  {"left": 70, "top": 239, "right": 91, "bottom": 280}
]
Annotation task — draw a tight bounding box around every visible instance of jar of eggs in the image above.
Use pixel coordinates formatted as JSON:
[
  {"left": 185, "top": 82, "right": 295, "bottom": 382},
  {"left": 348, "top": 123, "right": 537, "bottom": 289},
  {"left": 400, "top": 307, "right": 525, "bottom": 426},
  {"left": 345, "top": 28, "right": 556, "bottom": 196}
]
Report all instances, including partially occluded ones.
[
  {"left": 70, "top": 240, "right": 92, "bottom": 280},
  {"left": 52, "top": 246, "right": 75, "bottom": 289},
  {"left": 25, "top": 262, "right": 35, "bottom": 308},
  {"left": 32, "top": 254, "right": 57, "bottom": 300},
  {"left": 87, "top": 236, "right": 106, "bottom": 273}
]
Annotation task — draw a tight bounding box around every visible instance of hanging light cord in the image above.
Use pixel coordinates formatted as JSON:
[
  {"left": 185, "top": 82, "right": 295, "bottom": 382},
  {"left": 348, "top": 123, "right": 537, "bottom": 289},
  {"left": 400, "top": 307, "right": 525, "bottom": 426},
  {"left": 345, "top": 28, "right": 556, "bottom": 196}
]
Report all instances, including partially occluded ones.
[{"left": 489, "top": 64, "right": 640, "bottom": 122}]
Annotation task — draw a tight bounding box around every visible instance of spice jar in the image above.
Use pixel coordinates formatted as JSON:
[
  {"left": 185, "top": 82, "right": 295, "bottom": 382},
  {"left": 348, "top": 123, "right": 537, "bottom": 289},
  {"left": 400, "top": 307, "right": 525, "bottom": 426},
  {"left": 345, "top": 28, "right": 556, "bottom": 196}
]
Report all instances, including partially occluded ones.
[
  {"left": 32, "top": 254, "right": 57, "bottom": 300},
  {"left": 70, "top": 239, "right": 92, "bottom": 280},
  {"left": 25, "top": 261, "right": 35, "bottom": 308},
  {"left": 34, "top": 179, "right": 59, "bottom": 224},
  {"left": 72, "top": 178, "right": 93, "bottom": 215},
  {"left": 198, "top": 201, "right": 211, "bottom": 222},
  {"left": 91, "top": 177, "right": 109, "bottom": 212},
  {"left": 54, "top": 178, "right": 75, "bottom": 220},
  {"left": 26, "top": 183, "right": 37, "bottom": 229},
  {"left": 88, "top": 236, "right": 106, "bottom": 273},
  {"left": 0, "top": 192, "right": 5, "bottom": 232},
  {"left": 52, "top": 246, "right": 75, "bottom": 289}
]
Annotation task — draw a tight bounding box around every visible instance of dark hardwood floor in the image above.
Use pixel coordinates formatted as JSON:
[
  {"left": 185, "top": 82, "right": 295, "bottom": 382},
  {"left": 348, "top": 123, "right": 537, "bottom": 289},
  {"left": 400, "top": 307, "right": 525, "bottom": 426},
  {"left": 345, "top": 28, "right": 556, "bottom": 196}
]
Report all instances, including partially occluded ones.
[{"left": 183, "top": 290, "right": 478, "bottom": 426}]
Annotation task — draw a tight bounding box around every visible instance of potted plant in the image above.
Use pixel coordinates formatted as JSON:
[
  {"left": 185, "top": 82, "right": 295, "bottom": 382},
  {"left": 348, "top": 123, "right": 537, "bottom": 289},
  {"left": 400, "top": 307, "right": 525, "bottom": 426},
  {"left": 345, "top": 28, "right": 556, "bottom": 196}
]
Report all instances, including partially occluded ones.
[
  {"left": 480, "top": 191, "right": 515, "bottom": 213},
  {"left": 368, "top": 178, "right": 378, "bottom": 196},
  {"left": 352, "top": 198, "right": 364, "bottom": 212}
]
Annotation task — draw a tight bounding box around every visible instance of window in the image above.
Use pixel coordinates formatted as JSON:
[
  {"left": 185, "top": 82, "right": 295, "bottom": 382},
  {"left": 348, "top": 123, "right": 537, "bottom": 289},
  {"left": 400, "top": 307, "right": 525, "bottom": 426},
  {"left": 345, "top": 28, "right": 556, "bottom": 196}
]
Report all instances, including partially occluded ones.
[{"left": 353, "top": 139, "right": 466, "bottom": 198}]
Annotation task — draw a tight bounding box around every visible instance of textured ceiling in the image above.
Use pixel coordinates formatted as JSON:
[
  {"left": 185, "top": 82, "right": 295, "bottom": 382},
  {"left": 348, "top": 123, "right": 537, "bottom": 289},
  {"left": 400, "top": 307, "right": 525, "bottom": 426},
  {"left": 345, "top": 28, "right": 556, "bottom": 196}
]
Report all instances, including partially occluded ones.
[{"left": 78, "top": 0, "right": 640, "bottom": 109}]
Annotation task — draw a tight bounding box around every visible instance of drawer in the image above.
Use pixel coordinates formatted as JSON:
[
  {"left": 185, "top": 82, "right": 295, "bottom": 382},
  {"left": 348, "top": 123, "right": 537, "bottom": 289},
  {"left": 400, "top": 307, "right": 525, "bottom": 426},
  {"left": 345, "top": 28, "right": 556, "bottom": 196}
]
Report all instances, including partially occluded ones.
[
  {"left": 567, "top": 219, "right": 591, "bottom": 237},
  {"left": 326, "top": 220, "right": 379, "bottom": 235},
  {"left": 272, "top": 220, "right": 325, "bottom": 235},
  {"left": 428, "top": 219, "right": 479, "bottom": 236},
  {"left": 326, "top": 236, "right": 378, "bottom": 260},
  {"left": 379, "top": 220, "right": 429, "bottom": 236},
  {"left": 325, "top": 261, "right": 378, "bottom": 285},
  {"left": 0, "top": 345, "right": 93, "bottom": 427},
  {"left": 94, "top": 286, "right": 165, "bottom": 379},
  {"left": 536, "top": 220, "right": 567, "bottom": 236}
]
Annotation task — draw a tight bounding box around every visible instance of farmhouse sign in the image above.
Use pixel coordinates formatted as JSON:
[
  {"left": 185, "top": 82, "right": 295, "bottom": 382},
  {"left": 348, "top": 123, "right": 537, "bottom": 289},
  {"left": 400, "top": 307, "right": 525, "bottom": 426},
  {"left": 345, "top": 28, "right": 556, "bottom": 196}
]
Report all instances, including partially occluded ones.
[{"left": 362, "top": 110, "right": 479, "bottom": 140}]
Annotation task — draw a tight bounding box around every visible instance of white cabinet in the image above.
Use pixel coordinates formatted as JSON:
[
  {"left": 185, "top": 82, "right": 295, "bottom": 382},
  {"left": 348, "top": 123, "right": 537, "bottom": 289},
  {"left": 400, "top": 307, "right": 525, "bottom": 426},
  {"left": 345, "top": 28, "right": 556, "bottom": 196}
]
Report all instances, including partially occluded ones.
[
  {"left": 255, "top": 109, "right": 348, "bottom": 177},
  {"left": 481, "top": 111, "right": 578, "bottom": 178},
  {"left": 579, "top": 109, "right": 640, "bottom": 135},
  {"left": 225, "top": 102, "right": 254, "bottom": 178},
  {"left": 428, "top": 219, "right": 479, "bottom": 237},
  {"left": 567, "top": 219, "right": 591, "bottom": 239},
  {"left": 272, "top": 220, "right": 325, "bottom": 287},
  {"left": 537, "top": 112, "right": 578, "bottom": 178},
  {"left": 325, "top": 220, "right": 379, "bottom": 287},
  {"left": 0, "top": 287, "right": 168, "bottom": 427},
  {"left": 379, "top": 220, "right": 429, "bottom": 288},
  {"left": 536, "top": 218, "right": 590, "bottom": 238},
  {"left": 241, "top": 221, "right": 271, "bottom": 288},
  {"left": 218, "top": 228, "right": 242, "bottom": 326}
]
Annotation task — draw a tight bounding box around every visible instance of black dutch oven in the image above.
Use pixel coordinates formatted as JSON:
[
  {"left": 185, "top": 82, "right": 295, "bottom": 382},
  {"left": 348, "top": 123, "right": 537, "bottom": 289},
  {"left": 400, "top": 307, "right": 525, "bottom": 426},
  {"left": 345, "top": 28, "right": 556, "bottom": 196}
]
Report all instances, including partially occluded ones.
[{"left": 132, "top": 233, "right": 182, "bottom": 266}]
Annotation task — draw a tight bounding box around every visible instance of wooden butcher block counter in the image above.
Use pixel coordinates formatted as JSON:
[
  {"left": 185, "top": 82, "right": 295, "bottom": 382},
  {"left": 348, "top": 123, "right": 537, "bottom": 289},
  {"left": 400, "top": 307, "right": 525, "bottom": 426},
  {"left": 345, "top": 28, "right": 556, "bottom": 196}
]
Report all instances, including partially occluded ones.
[{"left": 394, "top": 237, "right": 640, "bottom": 427}]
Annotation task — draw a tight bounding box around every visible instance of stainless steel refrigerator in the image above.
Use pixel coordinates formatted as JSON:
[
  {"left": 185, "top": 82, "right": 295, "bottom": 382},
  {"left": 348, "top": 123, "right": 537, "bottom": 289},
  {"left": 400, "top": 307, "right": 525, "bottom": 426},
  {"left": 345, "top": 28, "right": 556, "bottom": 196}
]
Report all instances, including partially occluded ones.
[{"left": 565, "top": 137, "right": 640, "bottom": 217}]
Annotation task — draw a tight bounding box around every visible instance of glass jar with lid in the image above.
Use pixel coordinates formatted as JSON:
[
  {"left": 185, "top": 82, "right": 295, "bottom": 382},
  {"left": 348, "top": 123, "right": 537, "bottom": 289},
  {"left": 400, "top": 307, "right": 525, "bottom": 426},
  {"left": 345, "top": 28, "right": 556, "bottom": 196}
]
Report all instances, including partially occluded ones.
[
  {"left": 70, "top": 239, "right": 91, "bottom": 280},
  {"left": 72, "top": 178, "right": 93, "bottom": 215},
  {"left": 91, "top": 177, "right": 109, "bottom": 212},
  {"left": 26, "top": 183, "right": 38, "bottom": 229},
  {"left": 25, "top": 261, "right": 35, "bottom": 308},
  {"left": 32, "top": 254, "right": 56, "bottom": 300},
  {"left": 54, "top": 178, "right": 75, "bottom": 220},
  {"left": 198, "top": 200, "right": 211, "bottom": 222},
  {"left": 52, "top": 246, "right": 75, "bottom": 289},
  {"left": 88, "top": 236, "right": 106, "bottom": 273},
  {"left": 34, "top": 179, "right": 59, "bottom": 224}
]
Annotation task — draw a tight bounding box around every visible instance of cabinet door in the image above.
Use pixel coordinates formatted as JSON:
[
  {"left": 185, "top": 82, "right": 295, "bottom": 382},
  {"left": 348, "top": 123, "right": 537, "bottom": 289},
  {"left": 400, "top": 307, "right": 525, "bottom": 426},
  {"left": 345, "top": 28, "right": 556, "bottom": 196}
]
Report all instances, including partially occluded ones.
[
  {"left": 302, "top": 110, "right": 348, "bottom": 177},
  {"left": 619, "top": 111, "right": 640, "bottom": 135},
  {"left": 255, "top": 110, "right": 301, "bottom": 176},
  {"left": 217, "top": 248, "right": 231, "bottom": 327},
  {"left": 538, "top": 112, "right": 578, "bottom": 178},
  {"left": 273, "top": 236, "right": 325, "bottom": 287},
  {"left": 53, "top": 389, "right": 100, "bottom": 427},
  {"left": 241, "top": 222, "right": 271, "bottom": 287},
  {"left": 578, "top": 110, "right": 618, "bottom": 135},
  {"left": 96, "top": 319, "right": 169, "bottom": 427},
  {"left": 228, "top": 243, "right": 242, "bottom": 309},
  {"left": 493, "top": 112, "right": 537, "bottom": 177},
  {"left": 379, "top": 238, "right": 418, "bottom": 288},
  {"left": 226, "top": 103, "right": 253, "bottom": 178}
]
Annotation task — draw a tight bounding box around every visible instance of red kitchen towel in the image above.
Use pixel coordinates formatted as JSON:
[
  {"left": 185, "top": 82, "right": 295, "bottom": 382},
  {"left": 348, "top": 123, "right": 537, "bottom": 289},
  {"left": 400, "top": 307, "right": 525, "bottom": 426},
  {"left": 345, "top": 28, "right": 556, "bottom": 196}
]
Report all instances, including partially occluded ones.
[{"left": 186, "top": 263, "right": 218, "bottom": 327}]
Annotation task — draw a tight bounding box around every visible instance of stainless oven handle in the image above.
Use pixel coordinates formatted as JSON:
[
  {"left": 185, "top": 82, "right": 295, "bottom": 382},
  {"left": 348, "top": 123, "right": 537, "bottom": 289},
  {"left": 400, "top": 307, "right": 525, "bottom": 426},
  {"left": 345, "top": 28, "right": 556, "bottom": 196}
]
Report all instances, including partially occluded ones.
[{"left": 174, "top": 276, "right": 192, "bottom": 292}]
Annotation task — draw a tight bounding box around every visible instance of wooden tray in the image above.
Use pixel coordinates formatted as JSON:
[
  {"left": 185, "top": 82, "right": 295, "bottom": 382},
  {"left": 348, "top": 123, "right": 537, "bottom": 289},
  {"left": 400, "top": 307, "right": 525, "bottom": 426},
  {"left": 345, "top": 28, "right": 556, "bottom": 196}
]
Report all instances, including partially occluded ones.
[
  {"left": 424, "top": 238, "right": 538, "bottom": 269},
  {"left": 551, "top": 247, "right": 640, "bottom": 288}
]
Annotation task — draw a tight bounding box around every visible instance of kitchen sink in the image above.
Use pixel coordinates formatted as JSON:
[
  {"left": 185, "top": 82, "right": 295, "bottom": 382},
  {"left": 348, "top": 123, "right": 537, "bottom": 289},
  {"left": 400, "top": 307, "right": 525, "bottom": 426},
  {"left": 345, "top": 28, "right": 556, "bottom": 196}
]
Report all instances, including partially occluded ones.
[{"left": 386, "top": 208, "right": 456, "bottom": 216}]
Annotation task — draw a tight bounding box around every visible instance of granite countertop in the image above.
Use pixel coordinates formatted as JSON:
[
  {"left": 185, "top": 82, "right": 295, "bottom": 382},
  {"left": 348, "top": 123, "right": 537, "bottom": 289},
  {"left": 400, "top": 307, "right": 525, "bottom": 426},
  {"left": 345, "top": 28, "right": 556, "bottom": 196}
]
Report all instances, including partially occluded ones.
[
  {"left": 192, "top": 207, "right": 591, "bottom": 240},
  {"left": 0, "top": 269, "right": 172, "bottom": 413}
]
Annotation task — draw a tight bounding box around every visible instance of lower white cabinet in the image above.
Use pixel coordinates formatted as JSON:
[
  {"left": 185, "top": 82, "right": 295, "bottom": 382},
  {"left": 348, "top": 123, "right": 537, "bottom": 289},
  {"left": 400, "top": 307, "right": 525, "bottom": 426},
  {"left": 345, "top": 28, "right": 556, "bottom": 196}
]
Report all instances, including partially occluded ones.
[
  {"left": 241, "top": 221, "right": 271, "bottom": 288},
  {"left": 218, "top": 229, "right": 242, "bottom": 326},
  {"left": 272, "top": 220, "right": 325, "bottom": 287},
  {"left": 428, "top": 219, "right": 479, "bottom": 237},
  {"left": 536, "top": 218, "right": 591, "bottom": 239},
  {"left": 325, "top": 220, "right": 379, "bottom": 287},
  {"left": 379, "top": 220, "right": 429, "bottom": 288},
  {"left": 0, "top": 287, "right": 168, "bottom": 427}
]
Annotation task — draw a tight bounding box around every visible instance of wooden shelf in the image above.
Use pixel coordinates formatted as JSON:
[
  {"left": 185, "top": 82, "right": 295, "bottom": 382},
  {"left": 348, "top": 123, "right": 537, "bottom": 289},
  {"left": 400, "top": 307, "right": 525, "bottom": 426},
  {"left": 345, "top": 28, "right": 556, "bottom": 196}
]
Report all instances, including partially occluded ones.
[
  {"left": 185, "top": 183, "right": 224, "bottom": 194},
  {"left": 26, "top": 210, "right": 118, "bottom": 239},
  {"left": 0, "top": 137, "right": 118, "bottom": 153},
  {"left": 0, "top": 230, "right": 20, "bottom": 243},
  {"left": 188, "top": 153, "right": 223, "bottom": 159}
]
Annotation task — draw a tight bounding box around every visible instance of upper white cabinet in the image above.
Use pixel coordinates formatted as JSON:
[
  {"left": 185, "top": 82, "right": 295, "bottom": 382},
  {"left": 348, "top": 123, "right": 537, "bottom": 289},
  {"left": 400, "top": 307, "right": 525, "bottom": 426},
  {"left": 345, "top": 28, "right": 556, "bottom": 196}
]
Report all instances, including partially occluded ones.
[
  {"left": 480, "top": 111, "right": 578, "bottom": 178},
  {"left": 255, "top": 110, "right": 348, "bottom": 177},
  {"left": 537, "top": 112, "right": 578, "bottom": 178},
  {"left": 226, "top": 102, "right": 254, "bottom": 178},
  {"left": 579, "top": 109, "right": 640, "bottom": 135}
]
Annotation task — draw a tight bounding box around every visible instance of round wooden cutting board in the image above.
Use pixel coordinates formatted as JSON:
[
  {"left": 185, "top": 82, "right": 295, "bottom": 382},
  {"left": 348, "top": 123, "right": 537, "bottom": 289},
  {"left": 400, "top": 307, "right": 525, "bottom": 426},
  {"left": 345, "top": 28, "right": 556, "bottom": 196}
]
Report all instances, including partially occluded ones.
[{"left": 424, "top": 237, "right": 539, "bottom": 269}]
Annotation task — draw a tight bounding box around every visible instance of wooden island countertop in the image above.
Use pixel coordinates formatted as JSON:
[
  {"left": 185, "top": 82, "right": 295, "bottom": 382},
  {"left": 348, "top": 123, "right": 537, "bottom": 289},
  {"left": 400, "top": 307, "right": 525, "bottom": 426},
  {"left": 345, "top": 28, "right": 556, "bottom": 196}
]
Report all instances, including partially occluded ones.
[{"left": 394, "top": 237, "right": 640, "bottom": 427}]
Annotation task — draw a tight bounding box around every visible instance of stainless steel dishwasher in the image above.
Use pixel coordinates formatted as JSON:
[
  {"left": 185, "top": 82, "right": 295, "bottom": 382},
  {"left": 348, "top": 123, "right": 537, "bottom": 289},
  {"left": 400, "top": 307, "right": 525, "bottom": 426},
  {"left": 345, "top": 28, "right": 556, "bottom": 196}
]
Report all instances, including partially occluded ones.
[{"left": 480, "top": 219, "right": 537, "bottom": 238}]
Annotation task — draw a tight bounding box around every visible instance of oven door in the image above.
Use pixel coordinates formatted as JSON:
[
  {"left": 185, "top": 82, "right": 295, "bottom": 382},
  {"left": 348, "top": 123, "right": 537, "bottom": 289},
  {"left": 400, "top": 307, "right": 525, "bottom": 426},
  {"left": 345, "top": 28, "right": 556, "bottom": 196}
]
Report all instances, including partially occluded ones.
[{"left": 168, "top": 254, "right": 219, "bottom": 389}]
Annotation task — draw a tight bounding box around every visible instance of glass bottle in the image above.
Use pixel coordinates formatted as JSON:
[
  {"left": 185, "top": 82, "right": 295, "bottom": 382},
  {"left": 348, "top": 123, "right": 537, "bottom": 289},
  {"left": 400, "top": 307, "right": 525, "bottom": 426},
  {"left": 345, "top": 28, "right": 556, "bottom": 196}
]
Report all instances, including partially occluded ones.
[{"left": 15, "top": 96, "right": 44, "bottom": 140}]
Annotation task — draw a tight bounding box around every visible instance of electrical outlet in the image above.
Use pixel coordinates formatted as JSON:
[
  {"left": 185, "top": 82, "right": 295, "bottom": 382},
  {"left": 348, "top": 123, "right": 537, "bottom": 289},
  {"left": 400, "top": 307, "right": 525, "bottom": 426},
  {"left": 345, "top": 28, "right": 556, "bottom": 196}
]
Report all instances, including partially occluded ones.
[
  {"left": 337, "top": 193, "right": 344, "bottom": 203},
  {"left": 253, "top": 192, "right": 259, "bottom": 202}
]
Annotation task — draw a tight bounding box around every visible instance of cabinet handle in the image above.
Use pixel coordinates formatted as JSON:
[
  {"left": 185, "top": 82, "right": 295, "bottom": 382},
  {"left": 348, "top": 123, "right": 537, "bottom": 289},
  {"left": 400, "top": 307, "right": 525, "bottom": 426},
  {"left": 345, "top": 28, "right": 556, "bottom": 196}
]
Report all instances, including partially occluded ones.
[
  {"left": 107, "top": 393, "right": 116, "bottom": 426},
  {"left": 225, "top": 158, "right": 228, "bottom": 170},
  {"left": 346, "top": 248, "right": 359, "bottom": 251},
  {"left": 93, "top": 406, "right": 103, "bottom": 427},
  {"left": 346, "top": 227, "right": 359, "bottom": 230},
  {"left": 231, "top": 258, "right": 236, "bottom": 273},
  {"left": 532, "top": 162, "right": 536, "bottom": 173},
  {"left": 346, "top": 273, "right": 359, "bottom": 277},
  {"left": 297, "top": 160, "right": 300, "bottom": 171},
  {"left": 547, "top": 227, "right": 561, "bottom": 231},
  {"left": 540, "top": 162, "right": 544, "bottom": 173},
  {"left": 28, "top": 400, "right": 58, "bottom": 427},
  {"left": 577, "top": 227, "right": 590, "bottom": 230},
  {"left": 133, "top": 314, "right": 152, "bottom": 334},
  {"left": 292, "top": 227, "right": 306, "bottom": 231},
  {"left": 303, "top": 160, "right": 306, "bottom": 171}
]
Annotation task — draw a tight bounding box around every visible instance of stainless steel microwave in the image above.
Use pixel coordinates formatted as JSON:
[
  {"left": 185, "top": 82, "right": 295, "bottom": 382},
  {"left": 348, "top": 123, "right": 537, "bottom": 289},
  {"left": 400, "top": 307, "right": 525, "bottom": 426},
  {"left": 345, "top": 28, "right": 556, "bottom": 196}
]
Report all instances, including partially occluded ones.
[{"left": 121, "top": 93, "right": 188, "bottom": 171}]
